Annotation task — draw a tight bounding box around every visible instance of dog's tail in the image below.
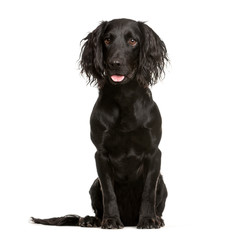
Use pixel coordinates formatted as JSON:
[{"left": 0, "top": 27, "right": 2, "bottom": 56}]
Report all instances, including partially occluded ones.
[
  {"left": 31, "top": 215, "right": 80, "bottom": 226},
  {"left": 31, "top": 215, "right": 101, "bottom": 227}
]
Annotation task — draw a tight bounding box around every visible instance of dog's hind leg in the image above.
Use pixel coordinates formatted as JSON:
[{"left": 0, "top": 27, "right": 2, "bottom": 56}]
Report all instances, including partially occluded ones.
[
  {"left": 90, "top": 178, "right": 103, "bottom": 220},
  {"left": 155, "top": 175, "right": 168, "bottom": 226},
  {"left": 77, "top": 178, "right": 103, "bottom": 227}
]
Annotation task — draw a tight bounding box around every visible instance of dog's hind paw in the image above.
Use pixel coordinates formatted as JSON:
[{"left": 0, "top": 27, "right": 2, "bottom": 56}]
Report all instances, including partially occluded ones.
[{"left": 79, "top": 216, "right": 101, "bottom": 227}]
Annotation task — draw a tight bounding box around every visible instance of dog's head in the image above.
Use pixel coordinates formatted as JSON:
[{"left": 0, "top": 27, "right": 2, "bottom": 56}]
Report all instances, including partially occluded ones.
[{"left": 80, "top": 19, "right": 168, "bottom": 88}]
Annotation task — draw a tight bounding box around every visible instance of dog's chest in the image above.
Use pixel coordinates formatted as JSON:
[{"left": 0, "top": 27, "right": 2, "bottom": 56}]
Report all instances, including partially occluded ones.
[
  {"left": 100, "top": 96, "right": 157, "bottom": 154},
  {"left": 104, "top": 127, "right": 153, "bottom": 181},
  {"left": 105, "top": 125, "right": 154, "bottom": 152}
]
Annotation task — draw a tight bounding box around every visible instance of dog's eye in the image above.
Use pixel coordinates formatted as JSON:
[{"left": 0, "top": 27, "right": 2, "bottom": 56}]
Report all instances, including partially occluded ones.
[
  {"left": 128, "top": 38, "right": 137, "bottom": 46},
  {"left": 104, "top": 38, "right": 111, "bottom": 45}
]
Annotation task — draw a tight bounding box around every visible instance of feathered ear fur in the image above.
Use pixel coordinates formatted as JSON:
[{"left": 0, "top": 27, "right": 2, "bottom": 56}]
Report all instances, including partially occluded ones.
[
  {"left": 137, "top": 22, "right": 168, "bottom": 87},
  {"left": 80, "top": 21, "right": 108, "bottom": 88}
]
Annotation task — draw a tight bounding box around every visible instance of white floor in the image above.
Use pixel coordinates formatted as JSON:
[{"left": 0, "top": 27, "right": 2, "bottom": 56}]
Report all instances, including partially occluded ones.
[
  {"left": 1, "top": 215, "right": 228, "bottom": 240},
  {"left": 2, "top": 220, "right": 227, "bottom": 240}
]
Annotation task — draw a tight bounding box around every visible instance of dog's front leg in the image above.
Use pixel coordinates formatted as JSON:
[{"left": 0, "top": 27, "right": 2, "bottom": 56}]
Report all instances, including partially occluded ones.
[
  {"left": 137, "top": 149, "right": 163, "bottom": 229},
  {"left": 95, "top": 151, "right": 124, "bottom": 229}
]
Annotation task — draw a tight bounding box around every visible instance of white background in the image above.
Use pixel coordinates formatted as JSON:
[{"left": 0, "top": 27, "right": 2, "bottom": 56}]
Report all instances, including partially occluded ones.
[{"left": 0, "top": 0, "right": 229, "bottom": 239}]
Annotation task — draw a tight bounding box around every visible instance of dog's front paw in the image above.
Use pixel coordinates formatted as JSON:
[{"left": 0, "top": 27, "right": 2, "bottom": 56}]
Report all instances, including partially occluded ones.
[
  {"left": 101, "top": 217, "right": 124, "bottom": 229},
  {"left": 137, "top": 216, "right": 164, "bottom": 229}
]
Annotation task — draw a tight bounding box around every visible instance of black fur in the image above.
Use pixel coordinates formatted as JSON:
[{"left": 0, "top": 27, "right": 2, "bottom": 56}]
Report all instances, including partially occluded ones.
[{"left": 32, "top": 18, "right": 168, "bottom": 229}]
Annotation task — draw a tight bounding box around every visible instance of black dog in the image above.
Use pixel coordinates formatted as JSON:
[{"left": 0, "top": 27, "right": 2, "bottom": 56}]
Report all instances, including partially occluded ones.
[{"left": 32, "top": 18, "right": 168, "bottom": 229}]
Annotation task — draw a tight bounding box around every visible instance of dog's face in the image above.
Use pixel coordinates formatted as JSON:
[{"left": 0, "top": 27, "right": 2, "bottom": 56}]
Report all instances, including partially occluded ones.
[
  {"left": 103, "top": 19, "right": 141, "bottom": 85},
  {"left": 80, "top": 19, "right": 168, "bottom": 88}
]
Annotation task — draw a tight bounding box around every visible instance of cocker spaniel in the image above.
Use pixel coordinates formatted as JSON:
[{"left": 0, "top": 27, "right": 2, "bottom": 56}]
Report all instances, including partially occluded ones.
[{"left": 32, "top": 18, "right": 168, "bottom": 229}]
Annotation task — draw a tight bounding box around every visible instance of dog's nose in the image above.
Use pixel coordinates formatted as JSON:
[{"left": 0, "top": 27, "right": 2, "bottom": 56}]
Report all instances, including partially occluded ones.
[
  {"left": 112, "top": 60, "right": 121, "bottom": 67},
  {"left": 109, "top": 59, "right": 122, "bottom": 68}
]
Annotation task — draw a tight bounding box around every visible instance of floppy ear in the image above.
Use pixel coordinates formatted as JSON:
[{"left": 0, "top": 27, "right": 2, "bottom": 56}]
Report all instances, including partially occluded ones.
[
  {"left": 137, "top": 22, "right": 168, "bottom": 86},
  {"left": 80, "top": 21, "right": 107, "bottom": 88}
]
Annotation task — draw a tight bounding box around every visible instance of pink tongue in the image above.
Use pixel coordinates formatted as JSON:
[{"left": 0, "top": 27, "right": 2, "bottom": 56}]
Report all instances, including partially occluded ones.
[{"left": 111, "top": 75, "right": 125, "bottom": 82}]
